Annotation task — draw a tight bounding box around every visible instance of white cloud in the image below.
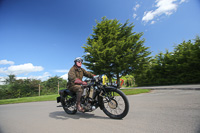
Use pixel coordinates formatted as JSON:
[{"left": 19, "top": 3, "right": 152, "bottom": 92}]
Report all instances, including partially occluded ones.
[
  {"left": 0, "top": 60, "right": 14, "bottom": 65},
  {"left": 0, "top": 77, "right": 5, "bottom": 85},
  {"left": 28, "top": 72, "right": 51, "bottom": 81},
  {"left": 16, "top": 77, "right": 28, "bottom": 80},
  {"left": 61, "top": 73, "right": 68, "bottom": 80},
  {"left": 151, "top": 21, "right": 156, "bottom": 24},
  {"left": 7, "top": 63, "right": 43, "bottom": 75},
  {"left": 142, "top": 0, "right": 186, "bottom": 24},
  {"left": 86, "top": 52, "right": 90, "bottom": 55},
  {"left": 133, "top": 3, "right": 140, "bottom": 20},
  {"left": 55, "top": 69, "right": 69, "bottom": 80},
  {"left": 16, "top": 72, "right": 51, "bottom": 81},
  {"left": 143, "top": 10, "right": 155, "bottom": 22},
  {"left": 0, "top": 72, "right": 51, "bottom": 85},
  {"left": 179, "top": 0, "right": 186, "bottom": 4},
  {"left": 133, "top": 4, "right": 140, "bottom": 11},
  {"left": 0, "top": 67, "right": 6, "bottom": 74},
  {"left": 133, "top": 13, "right": 137, "bottom": 19},
  {"left": 0, "top": 63, "right": 43, "bottom": 75}
]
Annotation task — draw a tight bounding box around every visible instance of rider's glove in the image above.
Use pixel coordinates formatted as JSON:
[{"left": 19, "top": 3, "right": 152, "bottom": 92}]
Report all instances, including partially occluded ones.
[
  {"left": 82, "top": 81, "right": 87, "bottom": 85},
  {"left": 74, "top": 78, "right": 82, "bottom": 85},
  {"left": 74, "top": 78, "right": 87, "bottom": 85}
]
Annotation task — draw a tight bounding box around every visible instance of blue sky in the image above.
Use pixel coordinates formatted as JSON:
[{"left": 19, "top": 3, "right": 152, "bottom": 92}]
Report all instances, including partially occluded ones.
[{"left": 0, "top": 0, "right": 200, "bottom": 83}]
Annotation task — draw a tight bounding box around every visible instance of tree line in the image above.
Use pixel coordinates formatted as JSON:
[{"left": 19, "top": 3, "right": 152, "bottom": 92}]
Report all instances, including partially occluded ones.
[
  {"left": 135, "top": 36, "right": 200, "bottom": 86},
  {"left": 98, "top": 37, "right": 200, "bottom": 87},
  {"left": 0, "top": 75, "right": 67, "bottom": 99}
]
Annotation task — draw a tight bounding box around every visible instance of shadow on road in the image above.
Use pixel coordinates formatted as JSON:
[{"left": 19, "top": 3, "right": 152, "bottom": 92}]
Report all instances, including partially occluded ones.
[
  {"left": 49, "top": 111, "right": 110, "bottom": 120},
  {"left": 196, "top": 123, "right": 200, "bottom": 133}
]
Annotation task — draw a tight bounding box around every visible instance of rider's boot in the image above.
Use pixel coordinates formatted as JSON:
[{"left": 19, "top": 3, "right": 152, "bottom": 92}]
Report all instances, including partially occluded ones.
[{"left": 76, "top": 91, "right": 85, "bottom": 112}]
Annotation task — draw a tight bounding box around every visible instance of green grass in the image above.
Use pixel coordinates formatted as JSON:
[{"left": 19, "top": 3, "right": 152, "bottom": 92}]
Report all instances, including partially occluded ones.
[
  {"left": 0, "top": 89, "right": 150, "bottom": 105},
  {"left": 121, "top": 89, "right": 150, "bottom": 95},
  {"left": 0, "top": 94, "right": 59, "bottom": 105}
]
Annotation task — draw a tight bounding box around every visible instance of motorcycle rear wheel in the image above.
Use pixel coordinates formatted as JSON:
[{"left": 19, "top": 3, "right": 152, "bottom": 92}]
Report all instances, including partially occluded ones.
[
  {"left": 61, "top": 96, "right": 77, "bottom": 114},
  {"left": 102, "top": 89, "right": 129, "bottom": 119}
]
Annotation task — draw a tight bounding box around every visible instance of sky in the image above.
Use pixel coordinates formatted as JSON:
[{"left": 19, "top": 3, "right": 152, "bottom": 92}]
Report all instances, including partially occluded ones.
[{"left": 0, "top": 0, "right": 200, "bottom": 83}]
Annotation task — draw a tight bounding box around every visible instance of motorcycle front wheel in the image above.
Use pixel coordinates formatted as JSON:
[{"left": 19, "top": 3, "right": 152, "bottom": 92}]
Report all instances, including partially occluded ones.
[
  {"left": 61, "top": 96, "right": 77, "bottom": 114},
  {"left": 102, "top": 89, "right": 129, "bottom": 119}
]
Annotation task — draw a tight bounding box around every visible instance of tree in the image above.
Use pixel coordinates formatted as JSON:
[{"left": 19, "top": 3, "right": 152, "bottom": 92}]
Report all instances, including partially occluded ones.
[
  {"left": 82, "top": 17, "right": 151, "bottom": 87},
  {"left": 43, "top": 76, "right": 67, "bottom": 94},
  {"left": 121, "top": 75, "right": 135, "bottom": 87},
  {"left": 5, "top": 74, "right": 16, "bottom": 84}
]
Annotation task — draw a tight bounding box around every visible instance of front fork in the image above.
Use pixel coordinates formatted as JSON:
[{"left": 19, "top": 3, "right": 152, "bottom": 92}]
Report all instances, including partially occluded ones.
[{"left": 98, "top": 90, "right": 112, "bottom": 110}]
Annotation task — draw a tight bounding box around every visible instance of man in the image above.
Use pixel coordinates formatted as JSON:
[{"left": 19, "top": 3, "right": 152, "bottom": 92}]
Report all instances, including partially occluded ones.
[{"left": 67, "top": 57, "right": 94, "bottom": 112}]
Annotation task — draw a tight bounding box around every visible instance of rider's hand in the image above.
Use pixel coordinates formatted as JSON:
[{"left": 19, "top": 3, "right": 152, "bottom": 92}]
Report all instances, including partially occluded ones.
[
  {"left": 91, "top": 76, "right": 96, "bottom": 81},
  {"left": 82, "top": 81, "right": 87, "bottom": 85}
]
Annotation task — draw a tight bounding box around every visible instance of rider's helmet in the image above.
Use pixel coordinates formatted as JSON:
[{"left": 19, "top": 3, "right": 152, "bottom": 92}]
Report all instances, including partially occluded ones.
[{"left": 74, "top": 57, "right": 83, "bottom": 64}]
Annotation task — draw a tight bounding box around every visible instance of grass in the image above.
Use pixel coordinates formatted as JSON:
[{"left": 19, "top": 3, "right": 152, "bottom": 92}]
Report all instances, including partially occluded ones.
[
  {"left": 0, "top": 94, "right": 59, "bottom": 105},
  {"left": 0, "top": 89, "right": 150, "bottom": 105},
  {"left": 121, "top": 89, "right": 150, "bottom": 95}
]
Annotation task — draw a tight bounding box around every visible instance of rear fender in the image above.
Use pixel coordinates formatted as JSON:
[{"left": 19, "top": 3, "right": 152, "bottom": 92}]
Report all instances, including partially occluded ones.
[
  {"left": 57, "top": 96, "right": 61, "bottom": 103},
  {"left": 57, "top": 89, "right": 76, "bottom": 103},
  {"left": 59, "top": 89, "right": 76, "bottom": 97}
]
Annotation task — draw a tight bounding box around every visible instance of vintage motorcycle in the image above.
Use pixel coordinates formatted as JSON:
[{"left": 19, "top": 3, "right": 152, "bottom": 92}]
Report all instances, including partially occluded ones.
[{"left": 57, "top": 75, "right": 129, "bottom": 119}]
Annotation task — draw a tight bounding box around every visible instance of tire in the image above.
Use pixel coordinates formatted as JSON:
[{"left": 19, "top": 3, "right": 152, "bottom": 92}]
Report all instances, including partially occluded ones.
[
  {"left": 61, "top": 96, "right": 77, "bottom": 114},
  {"left": 102, "top": 89, "right": 129, "bottom": 119}
]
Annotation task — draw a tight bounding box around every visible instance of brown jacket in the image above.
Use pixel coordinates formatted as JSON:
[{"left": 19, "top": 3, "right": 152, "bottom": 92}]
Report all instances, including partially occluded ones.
[{"left": 67, "top": 65, "right": 93, "bottom": 88}]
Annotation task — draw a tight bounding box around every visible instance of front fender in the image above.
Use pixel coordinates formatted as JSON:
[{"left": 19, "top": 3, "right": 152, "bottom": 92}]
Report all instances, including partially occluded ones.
[{"left": 104, "top": 85, "right": 118, "bottom": 92}]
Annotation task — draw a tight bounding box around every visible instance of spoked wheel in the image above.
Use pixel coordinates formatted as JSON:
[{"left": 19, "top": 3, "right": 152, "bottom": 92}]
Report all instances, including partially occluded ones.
[
  {"left": 102, "top": 89, "right": 129, "bottom": 119},
  {"left": 61, "top": 96, "right": 77, "bottom": 114}
]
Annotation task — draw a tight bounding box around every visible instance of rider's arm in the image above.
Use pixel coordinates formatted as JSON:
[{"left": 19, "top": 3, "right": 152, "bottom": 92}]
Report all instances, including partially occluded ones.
[{"left": 82, "top": 68, "right": 94, "bottom": 78}]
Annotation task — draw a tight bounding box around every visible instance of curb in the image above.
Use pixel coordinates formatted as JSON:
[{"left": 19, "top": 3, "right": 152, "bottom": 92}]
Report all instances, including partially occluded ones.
[
  {"left": 121, "top": 85, "right": 200, "bottom": 90},
  {"left": 150, "top": 88, "right": 200, "bottom": 90}
]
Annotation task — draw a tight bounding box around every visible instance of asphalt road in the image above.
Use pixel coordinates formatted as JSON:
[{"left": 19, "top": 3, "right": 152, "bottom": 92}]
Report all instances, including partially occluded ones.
[{"left": 0, "top": 90, "right": 200, "bottom": 133}]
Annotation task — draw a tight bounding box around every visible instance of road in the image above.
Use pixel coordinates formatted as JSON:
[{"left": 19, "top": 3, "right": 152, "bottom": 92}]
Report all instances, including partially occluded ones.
[{"left": 0, "top": 90, "right": 200, "bottom": 133}]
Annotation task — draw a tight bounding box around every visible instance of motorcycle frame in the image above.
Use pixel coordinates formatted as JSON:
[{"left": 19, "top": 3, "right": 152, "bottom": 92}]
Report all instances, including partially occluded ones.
[{"left": 57, "top": 78, "right": 119, "bottom": 111}]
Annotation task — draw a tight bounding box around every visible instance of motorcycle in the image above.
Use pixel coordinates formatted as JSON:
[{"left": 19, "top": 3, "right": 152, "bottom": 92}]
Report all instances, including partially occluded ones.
[{"left": 57, "top": 75, "right": 129, "bottom": 119}]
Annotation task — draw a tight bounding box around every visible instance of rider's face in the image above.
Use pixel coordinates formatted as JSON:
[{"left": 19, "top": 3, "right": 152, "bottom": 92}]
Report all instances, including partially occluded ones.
[{"left": 76, "top": 61, "right": 82, "bottom": 67}]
